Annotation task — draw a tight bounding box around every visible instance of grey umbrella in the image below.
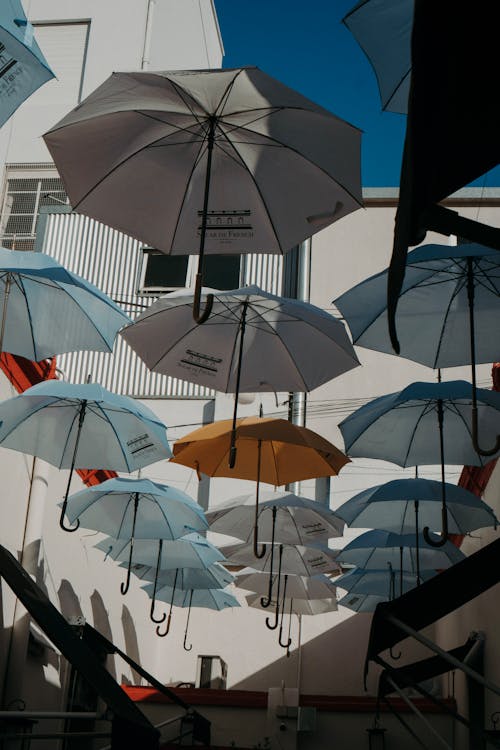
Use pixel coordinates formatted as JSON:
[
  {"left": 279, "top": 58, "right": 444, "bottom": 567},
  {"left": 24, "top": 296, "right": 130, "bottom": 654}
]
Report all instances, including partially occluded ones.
[{"left": 43, "top": 67, "right": 362, "bottom": 322}]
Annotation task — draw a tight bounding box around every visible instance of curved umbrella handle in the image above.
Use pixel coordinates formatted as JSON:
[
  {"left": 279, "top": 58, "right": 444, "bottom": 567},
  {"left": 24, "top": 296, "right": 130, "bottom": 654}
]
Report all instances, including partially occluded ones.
[
  {"left": 150, "top": 540, "right": 167, "bottom": 622},
  {"left": 266, "top": 549, "right": 283, "bottom": 630},
  {"left": 192, "top": 274, "right": 214, "bottom": 324},
  {"left": 471, "top": 404, "right": 500, "bottom": 457},
  {"left": 423, "top": 518, "right": 449, "bottom": 548},
  {"left": 278, "top": 575, "right": 292, "bottom": 649},
  {"left": 120, "top": 493, "right": 139, "bottom": 595},
  {"left": 59, "top": 497, "right": 80, "bottom": 533},
  {"left": 156, "top": 612, "right": 171, "bottom": 638},
  {"left": 150, "top": 598, "right": 167, "bottom": 625},
  {"left": 183, "top": 591, "right": 193, "bottom": 651}
]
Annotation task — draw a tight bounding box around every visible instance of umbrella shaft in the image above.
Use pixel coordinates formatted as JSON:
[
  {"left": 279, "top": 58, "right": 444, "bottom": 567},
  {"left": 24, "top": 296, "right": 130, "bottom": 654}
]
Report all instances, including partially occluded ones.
[
  {"left": 198, "top": 116, "right": 216, "bottom": 270},
  {"left": 0, "top": 274, "right": 11, "bottom": 353}
]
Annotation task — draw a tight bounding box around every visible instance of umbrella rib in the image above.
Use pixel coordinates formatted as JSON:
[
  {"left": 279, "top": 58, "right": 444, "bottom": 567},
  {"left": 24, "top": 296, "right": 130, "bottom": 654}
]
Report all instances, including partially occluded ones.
[
  {"left": 15, "top": 274, "right": 38, "bottom": 359},
  {"left": 400, "top": 402, "right": 433, "bottom": 468},
  {"left": 0, "top": 398, "right": 72, "bottom": 450},
  {"left": 92, "top": 402, "right": 134, "bottom": 470},
  {"left": 432, "top": 280, "right": 465, "bottom": 369},
  {"left": 117, "top": 494, "right": 134, "bottom": 538}
]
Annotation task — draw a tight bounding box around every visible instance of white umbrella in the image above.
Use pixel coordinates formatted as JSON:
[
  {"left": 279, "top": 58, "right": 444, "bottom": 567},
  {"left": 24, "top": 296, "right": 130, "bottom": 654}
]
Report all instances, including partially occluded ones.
[
  {"left": 121, "top": 285, "right": 359, "bottom": 466},
  {"left": 44, "top": 67, "right": 363, "bottom": 322}
]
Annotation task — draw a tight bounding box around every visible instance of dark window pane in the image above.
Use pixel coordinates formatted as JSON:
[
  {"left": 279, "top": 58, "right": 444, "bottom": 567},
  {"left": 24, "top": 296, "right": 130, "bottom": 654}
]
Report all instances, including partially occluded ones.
[
  {"left": 203, "top": 255, "right": 240, "bottom": 290},
  {"left": 143, "top": 253, "right": 189, "bottom": 288}
]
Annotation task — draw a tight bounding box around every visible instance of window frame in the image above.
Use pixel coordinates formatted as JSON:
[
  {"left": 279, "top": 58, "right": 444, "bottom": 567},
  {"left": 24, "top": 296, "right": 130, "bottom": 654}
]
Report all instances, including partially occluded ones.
[{"left": 137, "top": 247, "right": 243, "bottom": 295}]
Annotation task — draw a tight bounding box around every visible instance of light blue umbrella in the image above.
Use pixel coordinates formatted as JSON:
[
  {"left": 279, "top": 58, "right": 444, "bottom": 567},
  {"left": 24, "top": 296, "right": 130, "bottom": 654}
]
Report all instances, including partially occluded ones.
[
  {"left": 342, "top": 0, "right": 412, "bottom": 114},
  {"left": 336, "top": 529, "right": 466, "bottom": 595},
  {"left": 143, "top": 584, "right": 240, "bottom": 650},
  {"left": 129, "top": 561, "right": 234, "bottom": 590},
  {"left": 65, "top": 477, "right": 207, "bottom": 594},
  {"left": 97, "top": 532, "right": 226, "bottom": 631},
  {"left": 0, "top": 248, "right": 131, "bottom": 359},
  {"left": 339, "top": 381, "right": 500, "bottom": 544},
  {"left": 335, "top": 567, "right": 436, "bottom": 597},
  {"left": 0, "top": 0, "right": 55, "bottom": 127},
  {"left": 337, "top": 529, "right": 466, "bottom": 570},
  {"left": 335, "top": 478, "right": 497, "bottom": 534},
  {"left": 0, "top": 380, "right": 171, "bottom": 530},
  {"left": 334, "top": 243, "right": 500, "bottom": 456}
]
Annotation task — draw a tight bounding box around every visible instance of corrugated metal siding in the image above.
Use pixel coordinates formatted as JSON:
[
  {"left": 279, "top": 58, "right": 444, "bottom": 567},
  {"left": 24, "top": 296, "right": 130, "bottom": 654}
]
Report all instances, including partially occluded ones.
[{"left": 40, "top": 211, "right": 284, "bottom": 396}]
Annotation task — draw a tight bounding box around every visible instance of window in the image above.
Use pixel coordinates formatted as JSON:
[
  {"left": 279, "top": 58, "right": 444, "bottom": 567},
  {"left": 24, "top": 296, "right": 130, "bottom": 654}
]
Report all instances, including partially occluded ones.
[
  {"left": 0, "top": 166, "right": 68, "bottom": 250},
  {"left": 139, "top": 249, "right": 242, "bottom": 294}
]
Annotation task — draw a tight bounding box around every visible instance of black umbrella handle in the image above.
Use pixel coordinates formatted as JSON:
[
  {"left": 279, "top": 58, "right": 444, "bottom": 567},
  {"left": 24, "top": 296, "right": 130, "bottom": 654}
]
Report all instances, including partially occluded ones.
[
  {"left": 60, "top": 400, "right": 88, "bottom": 533},
  {"left": 183, "top": 591, "right": 193, "bottom": 651},
  {"left": 150, "top": 540, "right": 167, "bottom": 623},
  {"left": 193, "top": 274, "right": 214, "bottom": 324},
  {"left": 424, "top": 402, "right": 449, "bottom": 547},
  {"left": 156, "top": 569, "right": 177, "bottom": 637},
  {"left": 278, "top": 575, "right": 292, "bottom": 650},
  {"left": 466, "top": 258, "right": 500, "bottom": 456}
]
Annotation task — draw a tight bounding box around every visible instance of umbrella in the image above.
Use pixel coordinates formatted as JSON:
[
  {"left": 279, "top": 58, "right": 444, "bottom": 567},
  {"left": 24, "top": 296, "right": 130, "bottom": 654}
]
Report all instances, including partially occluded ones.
[
  {"left": 206, "top": 490, "right": 344, "bottom": 544},
  {"left": 245, "top": 593, "right": 338, "bottom": 616},
  {"left": 246, "top": 591, "right": 338, "bottom": 658},
  {"left": 121, "top": 284, "right": 359, "bottom": 461},
  {"left": 43, "top": 67, "right": 363, "bottom": 323},
  {"left": 65, "top": 477, "right": 208, "bottom": 594},
  {"left": 96, "top": 533, "right": 225, "bottom": 632},
  {"left": 339, "top": 380, "right": 500, "bottom": 544},
  {"left": 127, "top": 560, "right": 234, "bottom": 590},
  {"left": 207, "top": 490, "right": 344, "bottom": 604},
  {"left": 0, "top": 248, "right": 131, "bottom": 359},
  {"left": 171, "top": 417, "right": 348, "bottom": 556},
  {"left": 0, "top": 380, "right": 171, "bottom": 531},
  {"left": 221, "top": 539, "right": 340, "bottom": 612},
  {"left": 342, "top": 0, "right": 413, "bottom": 114},
  {"left": 142, "top": 585, "right": 240, "bottom": 650},
  {"left": 334, "top": 242, "right": 500, "bottom": 455},
  {"left": 235, "top": 569, "right": 337, "bottom": 650},
  {"left": 336, "top": 529, "right": 466, "bottom": 594},
  {"left": 335, "top": 567, "right": 436, "bottom": 597},
  {"left": 0, "top": 1, "right": 55, "bottom": 127}
]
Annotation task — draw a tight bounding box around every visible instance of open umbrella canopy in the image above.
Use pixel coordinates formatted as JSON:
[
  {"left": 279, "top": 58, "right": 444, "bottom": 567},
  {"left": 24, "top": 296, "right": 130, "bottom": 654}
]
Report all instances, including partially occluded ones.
[
  {"left": 234, "top": 569, "right": 337, "bottom": 600},
  {"left": 0, "top": 0, "right": 55, "bottom": 126},
  {"left": 335, "top": 567, "right": 436, "bottom": 597},
  {"left": 220, "top": 540, "right": 341, "bottom": 577},
  {"left": 246, "top": 593, "right": 338, "bottom": 616},
  {"left": 121, "top": 285, "right": 359, "bottom": 393},
  {"left": 334, "top": 243, "right": 500, "bottom": 370},
  {"left": 0, "top": 380, "right": 171, "bottom": 471},
  {"left": 206, "top": 491, "right": 344, "bottom": 545},
  {"left": 336, "top": 529, "right": 466, "bottom": 572},
  {"left": 343, "top": 0, "right": 413, "bottom": 114},
  {"left": 64, "top": 477, "right": 207, "bottom": 539},
  {"left": 171, "top": 416, "right": 349, "bottom": 484},
  {"left": 0, "top": 248, "right": 131, "bottom": 360},
  {"left": 335, "top": 478, "right": 498, "bottom": 535},
  {"left": 96, "top": 532, "right": 224, "bottom": 571},
  {"left": 43, "top": 67, "right": 362, "bottom": 258},
  {"left": 339, "top": 380, "right": 500, "bottom": 467},
  {"left": 128, "top": 561, "right": 234, "bottom": 590}
]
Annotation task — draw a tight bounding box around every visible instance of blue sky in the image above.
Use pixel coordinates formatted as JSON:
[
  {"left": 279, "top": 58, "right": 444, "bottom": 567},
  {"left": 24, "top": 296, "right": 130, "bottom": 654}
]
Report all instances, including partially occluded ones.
[{"left": 215, "top": 1, "right": 500, "bottom": 189}]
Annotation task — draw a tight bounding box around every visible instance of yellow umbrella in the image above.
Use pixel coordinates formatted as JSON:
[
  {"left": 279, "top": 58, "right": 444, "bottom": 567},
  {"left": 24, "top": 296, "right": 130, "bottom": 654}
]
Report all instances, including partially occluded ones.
[{"left": 171, "top": 416, "right": 348, "bottom": 557}]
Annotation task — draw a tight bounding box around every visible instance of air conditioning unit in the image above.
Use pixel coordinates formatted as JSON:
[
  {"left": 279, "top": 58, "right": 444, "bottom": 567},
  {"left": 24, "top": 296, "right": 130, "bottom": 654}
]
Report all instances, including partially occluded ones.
[{"left": 196, "top": 655, "right": 227, "bottom": 689}]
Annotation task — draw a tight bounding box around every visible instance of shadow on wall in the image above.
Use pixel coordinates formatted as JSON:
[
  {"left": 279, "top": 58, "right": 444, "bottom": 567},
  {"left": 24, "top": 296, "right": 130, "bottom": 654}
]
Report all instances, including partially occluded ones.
[
  {"left": 57, "top": 578, "right": 84, "bottom": 622},
  {"left": 90, "top": 590, "right": 117, "bottom": 680},
  {"left": 121, "top": 603, "right": 142, "bottom": 686},
  {"left": 232, "top": 613, "right": 381, "bottom": 695}
]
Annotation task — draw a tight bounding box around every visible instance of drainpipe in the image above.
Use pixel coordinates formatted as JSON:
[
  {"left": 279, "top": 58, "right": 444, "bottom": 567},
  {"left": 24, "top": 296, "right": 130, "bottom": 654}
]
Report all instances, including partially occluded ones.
[
  {"left": 141, "top": 0, "right": 156, "bottom": 70},
  {"left": 288, "top": 239, "right": 313, "bottom": 497},
  {"left": 2, "top": 457, "right": 50, "bottom": 707}
]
